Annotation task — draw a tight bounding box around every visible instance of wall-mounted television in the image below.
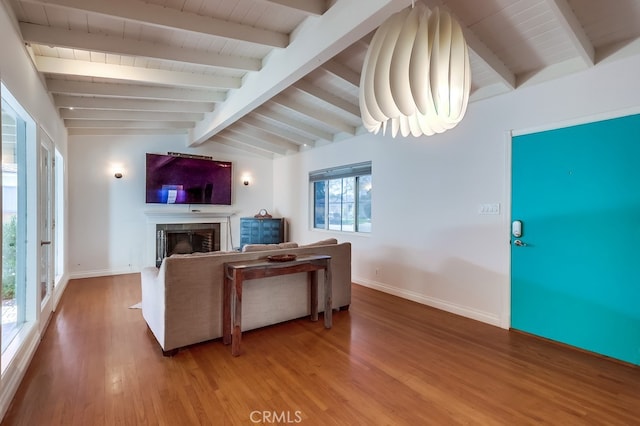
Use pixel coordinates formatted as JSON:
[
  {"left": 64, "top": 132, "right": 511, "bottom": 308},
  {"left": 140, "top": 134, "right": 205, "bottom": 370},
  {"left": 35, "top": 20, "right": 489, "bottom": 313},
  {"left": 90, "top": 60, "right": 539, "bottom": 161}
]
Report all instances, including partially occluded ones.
[{"left": 145, "top": 153, "right": 232, "bottom": 205}]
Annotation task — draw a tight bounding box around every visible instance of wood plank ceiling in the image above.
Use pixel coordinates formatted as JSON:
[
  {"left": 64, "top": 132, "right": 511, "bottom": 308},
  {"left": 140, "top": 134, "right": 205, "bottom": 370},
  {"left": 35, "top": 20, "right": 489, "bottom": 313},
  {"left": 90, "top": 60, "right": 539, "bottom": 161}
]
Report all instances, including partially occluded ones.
[{"left": 6, "top": 0, "right": 640, "bottom": 158}]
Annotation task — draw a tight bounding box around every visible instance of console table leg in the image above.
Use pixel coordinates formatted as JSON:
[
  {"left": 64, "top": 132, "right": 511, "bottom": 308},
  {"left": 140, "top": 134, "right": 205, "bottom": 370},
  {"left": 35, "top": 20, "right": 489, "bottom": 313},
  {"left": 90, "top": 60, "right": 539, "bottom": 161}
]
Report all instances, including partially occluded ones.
[
  {"left": 223, "top": 271, "right": 231, "bottom": 345},
  {"left": 231, "top": 276, "right": 243, "bottom": 356},
  {"left": 309, "top": 271, "right": 318, "bottom": 321},
  {"left": 324, "top": 262, "right": 332, "bottom": 329}
]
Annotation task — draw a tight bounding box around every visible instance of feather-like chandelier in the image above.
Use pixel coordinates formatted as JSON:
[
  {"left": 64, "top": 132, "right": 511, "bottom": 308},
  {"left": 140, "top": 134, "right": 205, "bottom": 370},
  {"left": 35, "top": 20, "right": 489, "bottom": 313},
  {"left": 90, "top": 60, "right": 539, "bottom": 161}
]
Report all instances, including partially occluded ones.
[{"left": 359, "top": 4, "right": 471, "bottom": 137}]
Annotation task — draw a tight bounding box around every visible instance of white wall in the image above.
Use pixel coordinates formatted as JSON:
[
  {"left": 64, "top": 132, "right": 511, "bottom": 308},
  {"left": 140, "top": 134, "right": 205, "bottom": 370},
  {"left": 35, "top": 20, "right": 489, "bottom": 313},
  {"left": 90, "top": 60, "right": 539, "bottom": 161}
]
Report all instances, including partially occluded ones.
[
  {"left": 274, "top": 53, "right": 640, "bottom": 329},
  {"left": 67, "top": 135, "right": 275, "bottom": 277}
]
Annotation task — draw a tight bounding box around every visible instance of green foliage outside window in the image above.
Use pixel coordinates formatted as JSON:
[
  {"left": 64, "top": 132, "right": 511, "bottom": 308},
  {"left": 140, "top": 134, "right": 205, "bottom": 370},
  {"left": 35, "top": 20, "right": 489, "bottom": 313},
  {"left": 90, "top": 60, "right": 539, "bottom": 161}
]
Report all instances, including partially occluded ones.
[{"left": 2, "top": 216, "right": 17, "bottom": 300}]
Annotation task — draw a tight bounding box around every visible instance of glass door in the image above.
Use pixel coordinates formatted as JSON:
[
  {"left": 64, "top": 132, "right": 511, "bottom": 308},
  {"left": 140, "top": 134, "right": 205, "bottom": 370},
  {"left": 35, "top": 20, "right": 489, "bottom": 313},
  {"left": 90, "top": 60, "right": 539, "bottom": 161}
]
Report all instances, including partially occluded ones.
[
  {"left": 1, "top": 95, "right": 27, "bottom": 355},
  {"left": 39, "top": 132, "right": 54, "bottom": 330}
]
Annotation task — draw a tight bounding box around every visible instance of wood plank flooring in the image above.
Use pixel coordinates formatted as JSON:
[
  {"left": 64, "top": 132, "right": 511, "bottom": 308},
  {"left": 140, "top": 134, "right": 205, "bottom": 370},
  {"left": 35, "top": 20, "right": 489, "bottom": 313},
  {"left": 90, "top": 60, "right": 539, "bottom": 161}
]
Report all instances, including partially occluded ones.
[{"left": 2, "top": 273, "right": 639, "bottom": 425}]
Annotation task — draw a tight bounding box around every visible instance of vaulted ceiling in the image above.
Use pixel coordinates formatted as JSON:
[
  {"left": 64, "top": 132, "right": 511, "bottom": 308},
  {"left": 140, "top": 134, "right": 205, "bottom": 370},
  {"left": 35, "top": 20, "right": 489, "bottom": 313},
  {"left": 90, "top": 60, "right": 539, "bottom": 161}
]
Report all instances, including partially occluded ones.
[{"left": 7, "top": 0, "right": 640, "bottom": 158}]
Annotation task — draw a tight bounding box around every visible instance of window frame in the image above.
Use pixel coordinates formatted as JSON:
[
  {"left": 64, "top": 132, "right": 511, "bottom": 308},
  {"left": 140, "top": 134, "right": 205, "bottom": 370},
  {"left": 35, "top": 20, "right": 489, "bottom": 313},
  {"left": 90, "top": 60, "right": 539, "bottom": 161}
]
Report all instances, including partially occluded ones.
[
  {"left": 1, "top": 82, "right": 38, "bottom": 374},
  {"left": 310, "top": 162, "right": 372, "bottom": 233}
]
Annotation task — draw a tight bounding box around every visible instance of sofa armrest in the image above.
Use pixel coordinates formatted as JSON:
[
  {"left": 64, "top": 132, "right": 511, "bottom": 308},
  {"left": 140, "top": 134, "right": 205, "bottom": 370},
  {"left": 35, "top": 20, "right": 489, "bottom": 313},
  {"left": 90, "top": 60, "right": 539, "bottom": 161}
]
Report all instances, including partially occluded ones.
[{"left": 141, "top": 264, "right": 166, "bottom": 349}]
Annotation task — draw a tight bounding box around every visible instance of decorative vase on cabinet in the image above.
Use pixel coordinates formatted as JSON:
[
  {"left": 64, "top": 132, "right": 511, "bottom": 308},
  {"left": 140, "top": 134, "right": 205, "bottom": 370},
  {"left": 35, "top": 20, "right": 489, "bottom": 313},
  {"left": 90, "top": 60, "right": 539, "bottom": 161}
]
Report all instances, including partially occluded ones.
[{"left": 239, "top": 217, "right": 285, "bottom": 248}]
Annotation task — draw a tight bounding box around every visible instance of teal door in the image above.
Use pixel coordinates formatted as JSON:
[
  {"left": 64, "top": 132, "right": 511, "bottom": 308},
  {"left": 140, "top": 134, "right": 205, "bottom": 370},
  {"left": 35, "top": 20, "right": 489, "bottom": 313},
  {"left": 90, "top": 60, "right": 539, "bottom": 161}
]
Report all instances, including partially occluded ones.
[{"left": 511, "top": 114, "right": 640, "bottom": 365}]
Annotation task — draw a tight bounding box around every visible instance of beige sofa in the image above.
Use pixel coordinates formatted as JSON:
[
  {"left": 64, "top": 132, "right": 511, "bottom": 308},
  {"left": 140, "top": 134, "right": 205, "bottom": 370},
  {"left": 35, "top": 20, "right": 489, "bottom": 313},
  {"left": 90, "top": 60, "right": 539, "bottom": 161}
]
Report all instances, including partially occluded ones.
[{"left": 141, "top": 240, "right": 351, "bottom": 355}]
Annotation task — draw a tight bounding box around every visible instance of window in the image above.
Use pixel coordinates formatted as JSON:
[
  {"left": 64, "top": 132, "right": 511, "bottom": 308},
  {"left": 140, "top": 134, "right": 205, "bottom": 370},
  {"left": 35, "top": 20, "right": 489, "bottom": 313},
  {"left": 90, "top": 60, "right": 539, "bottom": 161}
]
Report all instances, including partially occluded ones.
[
  {"left": 1, "top": 85, "right": 32, "bottom": 359},
  {"left": 1, "top": 83, "right": 36, "bottom": 372},
  {"left": 310, "top": 162, "right": 371, "bottom": 233}
]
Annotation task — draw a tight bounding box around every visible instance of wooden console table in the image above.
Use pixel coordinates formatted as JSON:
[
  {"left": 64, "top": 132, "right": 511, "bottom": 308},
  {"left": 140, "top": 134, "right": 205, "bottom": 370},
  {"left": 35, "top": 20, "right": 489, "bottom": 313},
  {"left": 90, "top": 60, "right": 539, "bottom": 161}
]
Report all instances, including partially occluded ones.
[{"left": 223, "top": 254, "right": 332, "bottom": 356}]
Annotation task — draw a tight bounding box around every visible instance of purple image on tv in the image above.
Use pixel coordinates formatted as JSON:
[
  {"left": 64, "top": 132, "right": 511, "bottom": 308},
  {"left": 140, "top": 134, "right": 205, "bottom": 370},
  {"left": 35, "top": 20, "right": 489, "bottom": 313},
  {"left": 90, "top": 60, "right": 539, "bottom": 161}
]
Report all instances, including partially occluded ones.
[{"left": 145, "top": 153, "right": 232, "bottom": 205}]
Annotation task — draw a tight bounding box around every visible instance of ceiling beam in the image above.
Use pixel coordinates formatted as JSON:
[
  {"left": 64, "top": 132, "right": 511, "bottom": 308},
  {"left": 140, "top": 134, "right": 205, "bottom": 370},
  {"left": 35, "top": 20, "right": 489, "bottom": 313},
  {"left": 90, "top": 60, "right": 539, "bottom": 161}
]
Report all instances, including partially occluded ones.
[
  {"left": 272, "top": 95, "right": 356, "bottom": 135},
  {"left": 22, "top": 0, "right": 289, "bottom": 48},
  {"left": 516, "top": 56, "right": 590, "bottom": 88},
  {"left": 253, "top": 107, "right": 334, "bottom": 141},
  {"left": 59, "top": 108, "right": 204, "bottom": 121},
  {"left": 68, "top": 128, "right": 188, "bottom": 136},
  {"left": 189, "top": 0, "right": 412, "bottom": 145},
  {"left": 230, "top": 122, "right": 300, "bottom": 152},
  {"left": 420, "top": 0, "right": 516, "bottom": 90},
  {"left": 64, "top": 119, "right": 195, "bottom": 129},
  {"left": 213, "top": 136, "right": 275, "bottom": 159},
  {"left": 292, "top": 80, "right": 360, "bottom": 118},
  {"left": 46, "top": 79, "right": 225, "bottom": 102},
  {"left": 545, "top": 0, "right": 595, "bottom": 66},
  {"left": 320, "top": 60, "right": 361, "bottom": 87},
  {"left": 54, "top": 94, "right": 214, "bottom": 112},
  {"left": 460, "top": 27, "right": 516, "bottom": 90},
  {"left": 220, "top": 130, "right": 290, "bottom": 156},
  {"left": 21, "top": 23, "right": 262, "bottom": 71},
  {"left": 34, "top": 56, "right": 241, "bottom": 89},
  {"left": 597, "top": 37, "right": 640, "bottom": 64},
  {"left": 263, "top": 0, "right": 327, "bottom": 16},
  {"left": 468, "top": 83, "right": 513, "bottom": 102},
  {"left": 240, "top": 115, "right": 316, "bottom": 147}
]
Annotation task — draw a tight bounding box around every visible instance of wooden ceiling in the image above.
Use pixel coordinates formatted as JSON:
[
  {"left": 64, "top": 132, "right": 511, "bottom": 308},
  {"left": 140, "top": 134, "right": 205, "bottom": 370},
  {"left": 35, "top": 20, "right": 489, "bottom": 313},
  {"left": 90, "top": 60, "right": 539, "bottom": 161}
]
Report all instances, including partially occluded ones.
[{"left": 7, "top": 0, "right": 640, "bottom": 157}]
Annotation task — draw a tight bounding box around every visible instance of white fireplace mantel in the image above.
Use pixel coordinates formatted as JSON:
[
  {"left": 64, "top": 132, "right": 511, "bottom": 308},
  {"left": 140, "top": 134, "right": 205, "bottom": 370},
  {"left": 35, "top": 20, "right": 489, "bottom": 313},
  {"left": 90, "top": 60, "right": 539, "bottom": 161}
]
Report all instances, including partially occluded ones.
[
  {"left": 144, "top": 209, "right": 236, "bottom": 220},
  {"left": 144, "top": 210, "right": 236, "bottom": 266}
]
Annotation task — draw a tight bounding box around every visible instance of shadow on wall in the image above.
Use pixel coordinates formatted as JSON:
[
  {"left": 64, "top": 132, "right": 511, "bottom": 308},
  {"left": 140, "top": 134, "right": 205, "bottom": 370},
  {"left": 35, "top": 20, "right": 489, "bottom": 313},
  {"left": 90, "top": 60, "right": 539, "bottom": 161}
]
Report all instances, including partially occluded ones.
[{"left": 355, "top": 242, "right": 506, "bottom": 326}]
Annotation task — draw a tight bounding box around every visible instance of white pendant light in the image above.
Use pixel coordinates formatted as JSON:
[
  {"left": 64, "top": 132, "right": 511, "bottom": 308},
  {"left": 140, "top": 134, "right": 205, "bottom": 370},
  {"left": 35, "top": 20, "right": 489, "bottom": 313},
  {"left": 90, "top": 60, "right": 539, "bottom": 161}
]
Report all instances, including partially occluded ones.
[{"left": 359, "top": 4, "right": 471, "bottom": 137}]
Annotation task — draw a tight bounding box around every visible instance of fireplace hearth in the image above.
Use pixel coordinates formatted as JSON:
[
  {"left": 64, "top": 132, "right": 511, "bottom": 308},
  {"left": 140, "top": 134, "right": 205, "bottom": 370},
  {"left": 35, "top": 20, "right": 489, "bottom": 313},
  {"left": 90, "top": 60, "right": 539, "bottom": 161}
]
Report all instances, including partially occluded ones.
[{"left": 156, "top": 222, "right": 221, "bottom": 267}]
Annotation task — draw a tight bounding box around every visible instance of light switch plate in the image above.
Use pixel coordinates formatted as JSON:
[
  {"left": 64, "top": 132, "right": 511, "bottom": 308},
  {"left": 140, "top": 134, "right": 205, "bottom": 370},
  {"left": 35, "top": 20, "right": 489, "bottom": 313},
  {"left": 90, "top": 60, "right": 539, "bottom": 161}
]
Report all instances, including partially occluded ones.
[{"left": 479, "top": 203, "right": 500, "bottom": 215}]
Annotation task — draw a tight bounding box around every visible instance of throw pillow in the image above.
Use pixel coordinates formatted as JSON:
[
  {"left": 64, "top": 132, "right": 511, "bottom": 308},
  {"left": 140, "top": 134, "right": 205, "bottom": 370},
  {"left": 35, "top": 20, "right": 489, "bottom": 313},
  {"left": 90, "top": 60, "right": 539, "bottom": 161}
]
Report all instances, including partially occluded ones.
[
  {"left": 242, "top": 242, "right": 299, "bottom": 252},
  {"left": 302, "top": 238, "right": 338, "bottom": 247},
  {"left": 278, "top": 242, "right": 299, "bottom": 249},
  {"left": 242, "top": 244, "right": 279, "bottom": 252}
]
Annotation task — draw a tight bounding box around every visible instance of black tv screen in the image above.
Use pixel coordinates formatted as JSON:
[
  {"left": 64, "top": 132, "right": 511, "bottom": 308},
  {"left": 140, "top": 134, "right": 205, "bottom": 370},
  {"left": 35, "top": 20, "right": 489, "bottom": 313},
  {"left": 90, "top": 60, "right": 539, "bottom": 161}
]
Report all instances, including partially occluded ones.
[{"left": 145, "top": 153, "right": 232, "bottom": 205}]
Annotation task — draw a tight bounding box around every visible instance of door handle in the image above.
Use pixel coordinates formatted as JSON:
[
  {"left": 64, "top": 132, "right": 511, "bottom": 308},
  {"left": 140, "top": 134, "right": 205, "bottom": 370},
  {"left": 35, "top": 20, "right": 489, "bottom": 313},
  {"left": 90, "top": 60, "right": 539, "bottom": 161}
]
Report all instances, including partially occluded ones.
[
  {"left": 514, "top": 239, "right": 527, "bottom": 247},
  {"left": 41, "top": 241, "right": 51, "bottom": 245}
]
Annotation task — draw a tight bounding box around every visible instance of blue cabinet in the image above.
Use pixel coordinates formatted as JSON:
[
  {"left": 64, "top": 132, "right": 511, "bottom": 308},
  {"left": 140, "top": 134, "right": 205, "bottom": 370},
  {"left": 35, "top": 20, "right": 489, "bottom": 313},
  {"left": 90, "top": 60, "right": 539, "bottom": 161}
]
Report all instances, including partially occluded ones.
[{"left": 240, "top": 217, "right": 285, "bottom": 248}]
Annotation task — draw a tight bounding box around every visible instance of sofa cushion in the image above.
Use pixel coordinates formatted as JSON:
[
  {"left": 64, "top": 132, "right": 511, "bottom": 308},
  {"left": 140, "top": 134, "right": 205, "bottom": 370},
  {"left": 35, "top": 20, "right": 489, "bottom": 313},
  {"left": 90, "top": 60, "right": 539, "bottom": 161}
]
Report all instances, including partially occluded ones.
[
  {"left": 169, "top": 251, "right": 235, "bottom": 259},
  {"left": 302, "top": 238, "right": 338, "bottom": 247},
  {"left": 242, "top": 242, "right": 299, "bottom": 252},
  {"left": 170, "top": 252, "right": 210, "bottom": 258}
]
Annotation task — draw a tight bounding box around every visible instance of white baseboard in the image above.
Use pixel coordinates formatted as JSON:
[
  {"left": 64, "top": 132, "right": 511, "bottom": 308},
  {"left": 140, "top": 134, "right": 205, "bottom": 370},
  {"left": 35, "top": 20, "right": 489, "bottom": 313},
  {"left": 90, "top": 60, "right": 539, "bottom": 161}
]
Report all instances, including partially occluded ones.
[
  {"left": 353, "top": 277, "right": 502, "bottom": 327},
  {"left": 69, "top": 268, "right": 140, "bottom": 280},
  {"left": 53, "top": 274, "right": 69, "bottom": 310}
]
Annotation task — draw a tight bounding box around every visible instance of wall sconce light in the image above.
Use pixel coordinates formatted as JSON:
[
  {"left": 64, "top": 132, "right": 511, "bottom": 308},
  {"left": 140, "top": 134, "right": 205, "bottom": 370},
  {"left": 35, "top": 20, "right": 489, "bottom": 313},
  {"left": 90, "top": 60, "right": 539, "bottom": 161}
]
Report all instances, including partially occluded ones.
[
  {"left": 242, "top": 174, "right": 252, "bottom": 186},
  {"left": 111, "top": 163, "right": 125, "bottom": 179}
]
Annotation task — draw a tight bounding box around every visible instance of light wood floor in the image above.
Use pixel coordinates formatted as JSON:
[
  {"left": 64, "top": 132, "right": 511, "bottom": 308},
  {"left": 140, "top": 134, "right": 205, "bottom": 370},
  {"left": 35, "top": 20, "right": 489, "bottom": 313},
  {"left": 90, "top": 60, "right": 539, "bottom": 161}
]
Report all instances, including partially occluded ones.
[{"left": 2, "top": 274, "right": 639, "bottom": 425}]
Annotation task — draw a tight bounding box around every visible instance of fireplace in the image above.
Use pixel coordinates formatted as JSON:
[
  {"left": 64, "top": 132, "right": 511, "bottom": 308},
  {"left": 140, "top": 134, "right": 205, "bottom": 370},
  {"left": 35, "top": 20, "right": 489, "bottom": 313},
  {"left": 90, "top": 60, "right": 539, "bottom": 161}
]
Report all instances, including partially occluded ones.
[
  {"left": 156, "top": 222, "right": 221, "bottom": 267},
  {"left": 145, "top": 211, "right": 232, "bottom": 267}
]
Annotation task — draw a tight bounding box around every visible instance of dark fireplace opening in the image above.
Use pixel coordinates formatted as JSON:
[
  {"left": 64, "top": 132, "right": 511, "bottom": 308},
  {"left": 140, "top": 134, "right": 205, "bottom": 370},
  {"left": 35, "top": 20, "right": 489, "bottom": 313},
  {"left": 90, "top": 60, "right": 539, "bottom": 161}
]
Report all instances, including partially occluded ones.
[{"left": 156, "top": 223, "right": 221, "bottom": 267}]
